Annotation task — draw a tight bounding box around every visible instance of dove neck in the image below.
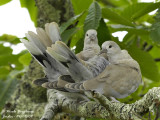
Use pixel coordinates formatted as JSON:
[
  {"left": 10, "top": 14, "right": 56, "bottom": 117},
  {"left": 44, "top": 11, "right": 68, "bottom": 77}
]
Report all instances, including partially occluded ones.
[
  {"left": 83, "top": 43, "right": 99, "bottom": 51},
  {"left": 108, "top": 50, "right": 132, "bottom": 63},
  {"left": 108, "top": 51, "right": 123, "bottom": 62}
]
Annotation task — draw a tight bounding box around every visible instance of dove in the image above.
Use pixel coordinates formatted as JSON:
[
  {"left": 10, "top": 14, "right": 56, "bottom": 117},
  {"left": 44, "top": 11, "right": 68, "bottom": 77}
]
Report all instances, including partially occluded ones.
[
  {"left": 76, "top": 29, "right": 100, "bottom": 61},
  {"left": 20, "top": 22, "right": 69, "bottom": 87},
  {"left": 65, "top": 41, "right": 142, "bottom": 99},
  {"left": 42, "top": 30, "right": 103, "bottom": 89},
  {"left": 46, "top": 41, "right": 109, "bottom": 82},
  {"left": 21, "top": 22, "right": 106, "bottom": 90}
]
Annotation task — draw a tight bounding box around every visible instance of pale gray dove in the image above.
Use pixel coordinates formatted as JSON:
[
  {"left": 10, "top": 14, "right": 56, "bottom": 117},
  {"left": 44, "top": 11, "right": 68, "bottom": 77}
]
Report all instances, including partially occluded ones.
[
  {"left": 65, "top": 41, "right": 142, "bottom": 99},
  {"left": 76, "top": 29, "right": 100, "bottom": 61}
]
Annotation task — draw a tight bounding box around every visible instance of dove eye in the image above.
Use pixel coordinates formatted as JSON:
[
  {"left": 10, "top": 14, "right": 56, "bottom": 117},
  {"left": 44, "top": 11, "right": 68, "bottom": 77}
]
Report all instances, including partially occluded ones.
[
  {"left": 109, "top": 45, "right": 112, "bottom": 48},
  {"left": 86, "top": 34, "right": 89, "bottom": 36}
]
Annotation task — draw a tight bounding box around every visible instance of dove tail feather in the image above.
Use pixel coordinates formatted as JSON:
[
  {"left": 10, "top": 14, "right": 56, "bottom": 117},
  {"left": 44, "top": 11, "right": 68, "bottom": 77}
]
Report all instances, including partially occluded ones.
[
  {"left": 33, "top": 78, "right": 48, "bottom": 86},
  {"left": 59, "top": 75, "right": 75, "bottom": 83},
  {"left": 47, "top": 41, "right": 94, "bottom": 81},
  {"left": 42, "top": 81, "right": 67, "bottom": 91},
  {"left": 47, "top": 41, "right": 79, "bottom": 64},
  {"left": 65, "top": 83, "right": 85, "bottom": 92},
  {"left": 21, "top": 22, "right": 61, "bottom": 68}
]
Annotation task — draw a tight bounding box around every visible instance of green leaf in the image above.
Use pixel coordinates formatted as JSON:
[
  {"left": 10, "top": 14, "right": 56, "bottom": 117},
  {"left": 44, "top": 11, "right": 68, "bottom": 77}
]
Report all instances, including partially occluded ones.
[
  {"left": 60, "top": 12, "right": 85, "bottom": 34},
  {"left": 0, "top": 53, "right": 23, "bottom": 70},
  {"left": 0, "top": 67, "right": 10, "bottom": 79},
  {"left": 121, "top": 2, "right": 160, "bottom": 21},
  {"left": 71, "top": 0, "right": 93, "bottom": 14},
  {"left": 0, "top": 78, "right": 18, "bottom": 111},
  {"left": 102, "top": 7, "right": 134, "bottom": 27},
  {"left": 0, "top": 44, "right": 12, "bottom": 55},
  {"left": 150, "top": 23, "right": 160, "bottom": 45},
  {"left": 18, "top": 52, "right": 32, "bottom": 66},
  {"left": 70, "top": 26, "right": 84, "bottom": 47},
  {"left": 127, "top": 45, "right": 159, "bottom": 81},
  {"left": 75, "top": 37, "right": 84, "bottom": 54},
  {"left": 0, "top": 0, "right": 11, "bottom": 6},
  {"left": 132, "top": 2, "right": 160, "bottom": 20},
  {"left": 0, "top": 34, "right": 20, "bottom": 44},
  {"left": 20, "top": 0, "right": 37, "bottom": 26},
  {"left": 97, "top": 19, "right": 111, "bottom": 46},
  {"left": 84, "top": 1, "right": 102, "bottom": 33},
  {"left": 150, "top": 8, "right": 160, "bottom": 45},
  {"left": 104, "top": 0, "right": 133, "bottom": 7},
  {"left": 110, "top": 24, "right": 149, "bottom": 35},
  {"left": 61, "top": 27, "right": 79, "bottom": 44}
]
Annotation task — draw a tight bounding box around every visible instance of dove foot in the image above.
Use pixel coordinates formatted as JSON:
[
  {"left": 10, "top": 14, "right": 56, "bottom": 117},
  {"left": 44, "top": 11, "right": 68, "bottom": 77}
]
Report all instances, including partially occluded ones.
[{"left": 110, "top": 97, "right": 120, "bottom": 103}]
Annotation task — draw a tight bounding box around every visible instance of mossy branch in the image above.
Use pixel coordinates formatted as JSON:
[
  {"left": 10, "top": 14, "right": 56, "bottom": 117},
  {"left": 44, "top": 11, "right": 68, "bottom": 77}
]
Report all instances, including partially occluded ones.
[{"left": 40, "top": 87, "right": 160, "bottom": 120}]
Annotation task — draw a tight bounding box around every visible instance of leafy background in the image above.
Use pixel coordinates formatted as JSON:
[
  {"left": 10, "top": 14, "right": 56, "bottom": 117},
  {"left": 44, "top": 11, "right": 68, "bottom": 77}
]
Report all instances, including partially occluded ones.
[{"left": 0, "top": 0, "right": 160, "bottom": 119}]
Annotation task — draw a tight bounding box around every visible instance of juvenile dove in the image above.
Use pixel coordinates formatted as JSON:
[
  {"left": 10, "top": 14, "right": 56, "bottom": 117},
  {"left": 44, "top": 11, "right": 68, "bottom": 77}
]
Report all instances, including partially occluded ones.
[
  {"left": 65, "top": 41, "right": 142, "bottom": 99},
  {"left": 76, "top": 29, "right": 100, "bottom": 61}
]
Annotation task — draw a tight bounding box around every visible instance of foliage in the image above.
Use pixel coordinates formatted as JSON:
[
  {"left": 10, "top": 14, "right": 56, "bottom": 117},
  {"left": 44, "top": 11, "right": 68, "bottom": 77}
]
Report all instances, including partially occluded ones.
[
  {"left": 1, "top": 0, "right": 160, "bottom": 119},
  {"left": 0, "top": 34, "right": 31, "bottom": 111},
  {"left": 0, "top": 78, "right": 18, "bottom": 112},
  {"left": 0, "top": 0, "right": 11, "bottom": 6},
  {"left": 20, "top": 0, "right": 38, "bottom": 26}
]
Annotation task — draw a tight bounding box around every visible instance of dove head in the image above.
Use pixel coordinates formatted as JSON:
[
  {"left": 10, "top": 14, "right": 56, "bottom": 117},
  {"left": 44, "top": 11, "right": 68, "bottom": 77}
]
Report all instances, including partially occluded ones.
[
  {"left": 84, "top": 29, "right": 98, "bottom": 44},
  {"left": 102, "top": 41, "right": 121, "bottom": 56}
]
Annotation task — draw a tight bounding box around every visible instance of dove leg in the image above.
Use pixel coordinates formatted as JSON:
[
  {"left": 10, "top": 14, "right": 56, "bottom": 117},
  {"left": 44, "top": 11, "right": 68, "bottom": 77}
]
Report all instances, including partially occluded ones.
[{"left": 109, "top": 97, "right": 120, "bottom": 103}]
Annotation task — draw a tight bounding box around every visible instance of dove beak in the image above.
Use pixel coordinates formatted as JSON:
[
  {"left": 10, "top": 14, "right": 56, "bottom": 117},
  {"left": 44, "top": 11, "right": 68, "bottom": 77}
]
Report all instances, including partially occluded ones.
[
  {"left": 98, "top": 49, "right": 108, "bottom": 55},
  {"left": 89, "top": 34, "right": 96, "bottom": 41}
]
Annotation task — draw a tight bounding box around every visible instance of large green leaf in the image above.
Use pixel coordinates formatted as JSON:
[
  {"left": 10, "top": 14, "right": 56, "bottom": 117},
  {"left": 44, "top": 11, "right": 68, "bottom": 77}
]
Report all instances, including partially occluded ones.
[
  {"left": 84, "top": 1, "right": 102, "bottom": 33},
  {"left": 71, "top": 0, "right": 93, "bottom": 14},
  {"left": 121, "top": 2, "right": 160, "bottom": 21},
  {"left": 102, "top": 7, "right": 134, "bottom": 27},
  {"left": 0, "top": 67, "right": 10, "bottom": 79},
  {"left": 61, "top": 27, "right": 79, "bottom": 43},
  {"left": 60, "top": 12, "right": 85, "bottom": 34},
  {"left": 0, "top": 78, "right": 18, "bottom": 111},
  {"left": 150, "top": 8, "right": 160, "bottom": 45},
  {"left": 70, "top": 26, "right": 84, "bottom": 47},
  {"left": 75, "top": 37, "right": 84, "bottom": 54},
  {"left": 20, "top": 0, "right": 37, "bottom": 26},
  {"left": 132, "top": 2, "right": 160, "bottom": 20},
  {"left": 97, "top": 19, "right": 111, "bottom": 46},
  {"left": 0, "top": 0, "right": 11, "bottom": 6},
  {"left": 127, "top": 45, "right": 159, "bottom": 81},
  {"left": 104, "top": 0, "right": 134, "bottom": 7},
  {"left": 110, "top": 25, "right": 149, "bottom": 35}
]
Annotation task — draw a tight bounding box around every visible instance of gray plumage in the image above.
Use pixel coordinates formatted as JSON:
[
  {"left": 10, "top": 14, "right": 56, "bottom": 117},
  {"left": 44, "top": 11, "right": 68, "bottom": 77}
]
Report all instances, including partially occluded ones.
[
  {"left": 65, "top": 41, "right": 142, "bottom": 99},
  {"left": 46, "top": 41, "right": 109, "bottom": 82},
  {"left": 76, "top": 29, "right": 100, "bottom": 61},
  {"left": 20, "top": 22, "right": 68, "bottom": 85}
]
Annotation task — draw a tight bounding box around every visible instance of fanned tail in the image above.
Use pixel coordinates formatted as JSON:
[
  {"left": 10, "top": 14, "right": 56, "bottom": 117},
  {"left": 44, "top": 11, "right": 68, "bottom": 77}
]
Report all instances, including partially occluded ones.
[
  {"left": 20, "top": 22, "right": 68, "bottom": 83},
  {"left": 46, "top": 41, "right": 93, "bottom": 82}
]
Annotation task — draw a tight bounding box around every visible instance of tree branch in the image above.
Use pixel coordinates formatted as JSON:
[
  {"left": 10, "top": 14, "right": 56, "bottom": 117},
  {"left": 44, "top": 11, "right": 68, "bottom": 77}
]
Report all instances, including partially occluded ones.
[{"left": 41, "top": 87, "right": 160, "bottom": 120}]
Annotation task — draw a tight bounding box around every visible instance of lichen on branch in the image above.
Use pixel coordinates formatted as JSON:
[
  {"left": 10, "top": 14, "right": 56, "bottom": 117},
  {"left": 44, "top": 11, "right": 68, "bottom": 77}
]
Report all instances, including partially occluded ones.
[{"left": 41, "top": 87, "right": 160, "bottom": 120}]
